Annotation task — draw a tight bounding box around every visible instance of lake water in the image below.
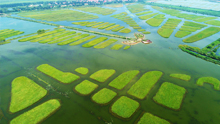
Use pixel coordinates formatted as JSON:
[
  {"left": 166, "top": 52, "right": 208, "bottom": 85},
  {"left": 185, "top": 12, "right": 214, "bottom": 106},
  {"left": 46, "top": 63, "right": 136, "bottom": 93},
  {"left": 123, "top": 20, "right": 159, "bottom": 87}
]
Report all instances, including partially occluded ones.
[{"left": 0, "top": 4, "right": 220, "bottom": 124}]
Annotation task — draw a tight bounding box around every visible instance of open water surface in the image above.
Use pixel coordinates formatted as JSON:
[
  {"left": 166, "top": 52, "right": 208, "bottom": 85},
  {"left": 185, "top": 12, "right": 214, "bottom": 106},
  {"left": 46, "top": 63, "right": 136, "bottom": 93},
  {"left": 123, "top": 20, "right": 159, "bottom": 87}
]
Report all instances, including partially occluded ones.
[{"left": 0, "top": 4, "right": 220, "bottom": 124}]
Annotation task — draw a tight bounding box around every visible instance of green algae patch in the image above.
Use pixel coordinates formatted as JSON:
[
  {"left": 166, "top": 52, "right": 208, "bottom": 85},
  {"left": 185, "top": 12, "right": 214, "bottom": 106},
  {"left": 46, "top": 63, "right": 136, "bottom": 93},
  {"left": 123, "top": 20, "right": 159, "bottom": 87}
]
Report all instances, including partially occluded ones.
[
  {"left": 127, "top": 71, "right": 163, "bottom": 99},
  {"left": 124, "top": 46, "right": 131, "bottom": 50},
  {"left": 109, "top": 70, "right": 139, "bottom": 90},
  {"left": 10, "top": 99, "right": 61, "bottom": 124},
  {"left": 37, "top": 64, "right": 79, "bottom": 84},
  {"left": 146, "top": 18, "right": 164, "bottom": 27},
  {"left": 92, "top": 88, "right": 117, "bottom": 105},
  {"left": 74, "top": 80, "right": 98, "bottom": 95},
  {"left": 157, "top": 28, "right": 174, "bottom": 38},
  {"left": 196, "top": 77, "right": 220, "bottom": 90},
  {"left": 75, "top": 67, "right": 89, "bottom": 75},
  {"left": 90, "top": 69, "right": 115, "bottom": 82},
  {"left": 94, "top": 39, "right": 117, "bottom": 49},
  {"left": 82, "top": 37, "right": 108, "bottom": 48},
  {"left": 153, "top": 82, "right": 186, "bottom": 110},
  {"left": 119, "top": 28, "right": 131, "bottom": 33},
  {"left": 111, "top": 44, "right": 123, "bottom": 50},
  {"left": 175, "top": 31, "right": 191, "bottom": 38},
  {"left": 111, "top": 96, "right": 139, "bottom": 119},
  {"left": 170, "top": 74, "right": 191, "bottom": 81},
  {"left": 137, "top": 113, "right": 170, "bottom": 124},
  {"left": 183, "top": 27, "right": 220, "bottom": 43},
  {"left": 9, "top": 76, "right": 47, "bottom": 113}
]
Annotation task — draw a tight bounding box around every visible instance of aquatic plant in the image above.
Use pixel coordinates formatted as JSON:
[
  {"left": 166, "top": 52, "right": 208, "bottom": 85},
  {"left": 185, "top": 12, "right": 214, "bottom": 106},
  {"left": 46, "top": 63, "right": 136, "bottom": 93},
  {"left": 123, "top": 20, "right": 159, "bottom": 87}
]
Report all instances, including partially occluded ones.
[
  {"left": 74, "top": 80, "right": 98, "bottom": 95},
  {"left": 92, "top": 88, "right": 117, "bottom": 105},
  {"left": 90, "top": 69, "right": 115, "bottom": 82}
]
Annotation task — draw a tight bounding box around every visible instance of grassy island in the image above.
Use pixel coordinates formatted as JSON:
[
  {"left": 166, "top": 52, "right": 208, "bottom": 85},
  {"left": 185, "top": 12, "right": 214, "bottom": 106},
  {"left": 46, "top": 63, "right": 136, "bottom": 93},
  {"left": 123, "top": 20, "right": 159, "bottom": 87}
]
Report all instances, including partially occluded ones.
[
  {"left": 57, "top": 34, "right": 90, "bottom": 45},
  {"left": 124, "top": 46, "right": 131, "bottom": 50},
  {"left": 82, "top": 37, "right": 108, "bottom": 48},
  {"left": 170, "top": 74, "right": 191, "bottom": 81},
  {"left": 111, "top": 96, "right": 139, "bottom": 119},
  {"left": 119, "top": 28, "right": 131, "bottom": 33},
  {"left": 69, "top": 35, "right": 96, "bottom": 46},
  {"left": 74, "top": 80, "right": 98, "bottom": 95},
  {"left": 48, "top": 33, "right": 81, "bottom": 44},
  {"left": 10, "top": 99, "right": 61, "bottom": 124},
  {"left": 158, "top": 18, "right": 181, "bottom": 38},
  {"left": 37, "top": 64, "right": 79, "bottom": 84},
  {"left": 92, "top": 88, "right": 117, "bottom": 105},
  {"left": 109, "top": 70, "right": 139, "bottom": 90},
  {"left": 137, "top": 113, "right": 170, "bottom": 124},
  {"left": 18, "top": 10, "right": 99, "bottom": 21},
  {"left": 94, "top": 39, "right": 117, "bottom": 49},
  {"left": 75, "top": 67, "right": 89, "bottom": 75},
  {"left": 146, "top": 14, "right": 165, "bottom": 27},
  {"left": 153, "top": 82, "right": 186, "bottom": 110},
  {"left": 183, "top": 27, "right": 220, "bottom": 43},
  {"left": 9, "top": 76, "right": 47, "bottom": 113},
  {"left": 111, "top": 44, "right": 123, "bottom": 50},
  {"left": 127, "top": 71, "right": 163, "bottom": 99},
  {"left": 196, "top": 77, "right": 220, "bottom": 90},
  {"left": 90, "top": 69, "right": 115, "bottom": 82}
]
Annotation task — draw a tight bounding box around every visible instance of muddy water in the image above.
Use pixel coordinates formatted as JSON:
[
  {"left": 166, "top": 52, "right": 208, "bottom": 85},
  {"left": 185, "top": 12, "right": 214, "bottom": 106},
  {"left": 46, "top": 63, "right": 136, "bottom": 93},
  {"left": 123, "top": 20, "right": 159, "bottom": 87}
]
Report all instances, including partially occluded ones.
[{"left": 0, "top": 4, "right": 220, "bottom": 124}]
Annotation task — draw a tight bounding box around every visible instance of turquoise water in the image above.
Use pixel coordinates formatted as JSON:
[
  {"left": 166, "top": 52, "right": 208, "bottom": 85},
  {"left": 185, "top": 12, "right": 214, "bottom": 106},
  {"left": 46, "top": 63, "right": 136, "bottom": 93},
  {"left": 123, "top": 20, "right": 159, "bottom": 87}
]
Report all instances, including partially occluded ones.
[{"left": 1, "top": 4, "right": 220, "bottom": 124}]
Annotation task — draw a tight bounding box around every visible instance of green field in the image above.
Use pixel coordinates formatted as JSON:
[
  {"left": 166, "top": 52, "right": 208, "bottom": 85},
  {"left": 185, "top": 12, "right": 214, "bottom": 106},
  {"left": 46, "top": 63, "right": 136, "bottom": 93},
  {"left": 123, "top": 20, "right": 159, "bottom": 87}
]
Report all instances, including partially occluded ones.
[
  {"left": 196, "top": 77, "right": 220, "bottom": 90},
  {"left": 0, "top": 29, "right": 24, "bottom": 39},
  {"left": 153, "top": 82, "right": 186, "bottom": 110},
  {"left": 75, "top": 7, "right": 116, "bottom": 15},
  {"left": 175, "top": 31, "right": 191, "bottom": 38},
  {"left": 108, "top": 70, "right": 139, "bottom": 90},
  {"left": 193, "top": 17, "right": 217, "bottom": 22},
  {"left": 111, "top": 96, "right": 139, "bottom": 118},
  {"left": 111, "top": 44, "right": 123, "bottom": 50},
  {"left": 10, "top": 99, "right": 61, "bottom": 124},
  {"left": 137, "top": 113, "right": 170, "bottom": 124},
  {"left": 75, "top": 67, "right": 89, "bottom": 75},
  {"left": 170, "top": 74, "right": 191, "bottom": 81},
  {"left": 127, "top": 71, "right": 163, "bottom": 99},
  {"left": 136, "top": 11, "right": 153, "bottom": 16},
  {"left": 158, "top": 28, "right": 174, "bottom": 38},
  {"left": 48, "top": 33, "right": 81, "bottom": 44},
  {"left": 146, "top": 18, "right": 164, "bottom": 27},
  {"left": 82, "top": 37, "right": 108, "bottom": 48},
  {"left": 74, "top": 80, "right": 98, "bottom": 95},
  {"left": 119, "top": 28, "right": 131, "bottom": 33},
  {"left": 94, "top": 39, "right": 118, "bottom": 49},
  {"left": 124, "top": 46, "right": 131, "bottom": 50},
  {"left": 57, "top": 34, "right": 90, "bottom": 45},
  {"left": 92, "top": 88, "right": 117, "bottom": 105},
  {"left": 183, "top": 27, "right": 220, "bottom": 43},
  {"left": 127, "top": 4, "right": 148, "bottom": 13},
  {"left": 9, "top": 76, "right": 47, "bottom": 113},
  {"left": 36, "top": 64, "right": 80, "bottom": 84},
  {"left": 90, "top": 69, "right": 115, "bottom": 82},
  {"left": 19, "top": 10, "right": 98, "bottom": 21}
]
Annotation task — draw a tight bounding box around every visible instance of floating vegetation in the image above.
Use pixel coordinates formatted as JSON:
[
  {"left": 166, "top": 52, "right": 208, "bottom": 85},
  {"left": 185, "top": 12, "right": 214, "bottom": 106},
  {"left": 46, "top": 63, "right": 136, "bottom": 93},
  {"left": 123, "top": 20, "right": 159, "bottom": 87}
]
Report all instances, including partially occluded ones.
[
  {"left": 111, "top": 44, "right": 123, "bottom": 50},
  {"left": 75, "top": 67, "right": 89, "bottom": 75},
  {"left": 153, "top": 82, "right": 186, "bottom": 110},
  {"left": 127, "top": 71, "right": 163, "bottom": 99},
  {"left": 74, "top": 80, "right": 98, "bottom": 95},
  {"left": 111, "top": 96, "right": 139, "bottom": 118},
  {"left": 137, "top": 112, "right": 170, "bottom": 124},
  {"left": 170, "top": 74, "right": 191, "bottom": 81},
  {"left": 109, "top": 70, "right": 139, "bottom": 90},
  {"left": 146, "top": 14, "right": 165, "bottom": 27},
  {"left": 37, "top": 64, "right": 80, "bottom": 84},
  {"left": 57, "top": 34, "right": 90, "bottom": 45},
  {"left": 10, "top": 99, "right": 61, "bottom": 124},
  {"left": 48, "top": 32, "right": 80, "bottom": 44},
  {"left": 139, "top": 13, "right": 158, "bottom": 20},
  {"left": 124, "top": 46, "right": 131, "bottom": 50},
  {"left": 92, "top": 88, "right": 117, "bottom": 105},
  {"left": 196, "top": 77, "right": 220, "bottom": 90},
  {"left": 127, "top": 4, "right": 149, "bottom": 13},
  {"left": 18, "top": 10, "right": 99, "bottom": 21},
  {"left": 90, "top": 69, "right": 115, "bottom": 82},
  {"left": 9, "top": 76, "right": 47, "bottom": 113},
  {"left": 0, "top": 29, "right": 24, "bottom": 39},
  {"left": 119, "top": 28, "right": 131, "bottom": 33}
]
